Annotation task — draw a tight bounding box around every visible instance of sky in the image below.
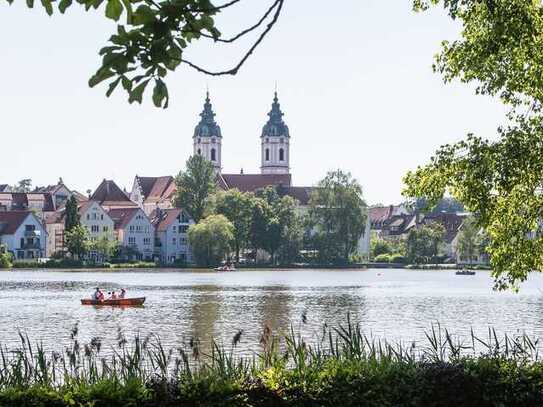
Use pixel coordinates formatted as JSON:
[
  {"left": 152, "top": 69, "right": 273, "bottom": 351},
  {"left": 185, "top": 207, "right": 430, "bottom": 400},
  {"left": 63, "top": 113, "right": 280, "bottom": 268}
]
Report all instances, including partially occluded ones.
[{"left": 0, "top": 0, "right": 507, "bottom": 204}]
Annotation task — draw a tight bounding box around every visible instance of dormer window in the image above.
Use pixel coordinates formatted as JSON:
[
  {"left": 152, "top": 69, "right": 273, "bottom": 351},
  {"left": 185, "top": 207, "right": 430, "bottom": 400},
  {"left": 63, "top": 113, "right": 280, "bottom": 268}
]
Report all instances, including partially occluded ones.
[
  {"left": 265, "top": 148, "right": 270, "bottom": 161},
  {"left": 211, "top": 148, "right": 216, "bottom": 161},
  {"left": 279, "top": 148, "right": 284, "bottom": 161}
]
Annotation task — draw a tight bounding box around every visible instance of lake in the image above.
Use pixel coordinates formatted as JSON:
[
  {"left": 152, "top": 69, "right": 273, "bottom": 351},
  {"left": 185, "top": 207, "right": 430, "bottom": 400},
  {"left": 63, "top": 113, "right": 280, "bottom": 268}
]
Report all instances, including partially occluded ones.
[{"left": 1, "top": 268, "right": 543, "bottom": 356}]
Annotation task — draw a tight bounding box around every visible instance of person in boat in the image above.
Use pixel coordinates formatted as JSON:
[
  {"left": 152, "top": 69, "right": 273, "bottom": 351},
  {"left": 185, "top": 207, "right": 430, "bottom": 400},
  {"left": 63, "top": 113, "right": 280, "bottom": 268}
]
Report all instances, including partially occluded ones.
[
  {"left": 119, "top": 288, "right": 126, "bottom": 299},
  {"left": 110, "top": 291, "right": 117, "bottom": 300},
  {"left": 92, "top": 288, "right": 104, "bottom": 301}
]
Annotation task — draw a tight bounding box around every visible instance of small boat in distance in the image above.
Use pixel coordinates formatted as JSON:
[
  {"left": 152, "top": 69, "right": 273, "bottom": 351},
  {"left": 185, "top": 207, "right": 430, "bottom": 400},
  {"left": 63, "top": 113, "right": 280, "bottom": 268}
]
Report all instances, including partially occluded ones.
[
  {"left": 456, "top": 269, "right": 476, "bottom": 276},
  {"left": 81, "top": 297, "right": 146, "bottom": 306},
  {"left": 215, "top": 265, "right": 236, "bottom": 272}
]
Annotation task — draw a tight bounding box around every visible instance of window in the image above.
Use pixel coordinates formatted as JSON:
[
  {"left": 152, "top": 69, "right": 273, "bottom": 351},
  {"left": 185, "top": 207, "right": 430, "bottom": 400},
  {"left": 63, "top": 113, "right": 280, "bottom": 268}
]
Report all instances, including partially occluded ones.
[
  {"left": 179, "top": 225, "right": 189, "bottom": 233},
  {"left": 279, "top": 148, "right": 284, "bottom": 161},
  {"left": 143, "top": 237, "right": 150, "bottom": 245},
  {"left": 172, "top": 237, "right": 177, "bottom": 245},
  {"left": 92, "top": 213, "right": 97, "bottom": 220},
  {"left": 128, "top": 237, "right": 136, "bottom": 245},
  {"left": 211, "top": 148, "right": 216, "bottom": 161},
  {"left": 265, "top": 148, "right": 270, "bottom": 161},
  {"left": 180, "top": 212, "right": 190, "bottom": 223},
  {"left": 100, "top": 214, "right": 104, "bottom": 220},
  {"left": 91, "top": 225, "right": 99, "bottom": 233},
  {"left": 197, "top": 148, "right": 201, "bottom": 155},
  {"left": 180, "top": 237, "right": 187, "bottom": 245},
  {"left": 129, "top": 226, "right": 134, "bottom": 232},
  {"left": 25, "top": 225, "right": 35, "bottom": 231},
  {"left": 103, "top": 226, "right": 109, "bottom": 232},
  {"left": 87, "top": 214, "right": 90, "bottom": 220},
  {"left": 172, "top": 226, "right": 177, "bottom": 233}
]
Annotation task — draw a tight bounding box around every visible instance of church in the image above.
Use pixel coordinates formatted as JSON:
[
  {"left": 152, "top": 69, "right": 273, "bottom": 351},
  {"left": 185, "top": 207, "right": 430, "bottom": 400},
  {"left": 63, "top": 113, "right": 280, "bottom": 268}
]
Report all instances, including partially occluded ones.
[{"left": 192, "top": 90, "right": 313, "bottom": 204}]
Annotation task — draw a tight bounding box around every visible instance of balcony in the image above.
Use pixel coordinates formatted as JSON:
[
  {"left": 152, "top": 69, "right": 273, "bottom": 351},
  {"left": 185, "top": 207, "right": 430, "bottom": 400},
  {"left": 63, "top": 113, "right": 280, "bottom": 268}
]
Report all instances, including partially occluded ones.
[{"left": 24, "top": 230, "right": 41, "bottom": 237}]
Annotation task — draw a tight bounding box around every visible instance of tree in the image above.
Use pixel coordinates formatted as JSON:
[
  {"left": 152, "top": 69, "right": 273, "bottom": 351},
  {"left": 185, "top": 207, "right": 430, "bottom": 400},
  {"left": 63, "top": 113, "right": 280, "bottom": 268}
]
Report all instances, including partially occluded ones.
[
  {"left": 275, "top": 196, "right": 303, "bottom": 264},
  {"left": 89, "top": 235, "right": 119, "bottom": 262},
  {"left": 405, "top": 223, "right": 445, "bottom": 265},
  {"left": 188, "top": 214, "right": 234, "bottom": 267},
  {"left": 370, "top": 232, "right": 406, "bottom": 259},
  {"left": 215, "top": 189, "right": 255, "bottom": 262},
  {"left": 12, "top": 179, "right": 32, "bottom": 193},
  {"left": 308, "top": 170, "right": 368, "bottom": 264},
  {"left": 174, "top": 155, "right": 216, "bottom": 223},
  {"left": 65, "top": 225, "right": 90, "bottom": 259},
  {"left": 6, "top": 0, "right": 284, "bottom": 108},
  {"left": 0, "top": 245, "right": 12, "bottom": 269},
  {"left": 64, "top": 195, "right": 80, "bottom": 233},
  {"left": 456, "top": 216, "right": 481, "bottom": 266},
  {"left": 405, "top": 0, "right": 543, "bottom": 289}
]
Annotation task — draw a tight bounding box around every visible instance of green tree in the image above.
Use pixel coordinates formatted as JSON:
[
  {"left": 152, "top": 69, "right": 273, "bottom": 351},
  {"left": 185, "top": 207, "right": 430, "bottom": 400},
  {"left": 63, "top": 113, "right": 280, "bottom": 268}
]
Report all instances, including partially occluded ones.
[
  {"left": 405, "top": 0, "right": 543, "bottom": 289},
  {"left": 215, "top": 189, "right": 255, "bottom": 262},
  {"left": 309, "top": 170, "right": 368, "bottom": 264},
  {"left": 12, "top": 179, "right": 32, "bottom": 193},
  {"left": 174, "top": 155, "right": 216, "bottom": 223},
  {"left": 0, "top": 245, "right": 12, "bottom": 269},
  {"left": 188, "top": 214, "right": 234, "bottom": 267},
  {"left": 405, "top": 223, "right": 445, "bottom": 265},
  {"left": 456, "top": 216, "right": 481, "bottom": 266},
  {"left": 6, "top": 0, "right": 285, "bottom": 107},
  {"left": 89, "top": 235, "right": 118, "bottom": 262},
  {"left": 65, "top": 225, "right": 90, "bottom": 259},
  {"left": 64, "top": 195, "right": 80, "bottom": 233}
]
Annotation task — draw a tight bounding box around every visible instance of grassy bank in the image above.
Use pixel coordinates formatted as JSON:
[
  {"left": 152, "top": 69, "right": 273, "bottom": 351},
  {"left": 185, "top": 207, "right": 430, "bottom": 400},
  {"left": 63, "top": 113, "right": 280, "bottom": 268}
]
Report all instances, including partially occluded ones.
[{"left": 0, "top": 319, "right": 542, "bottom": 406}]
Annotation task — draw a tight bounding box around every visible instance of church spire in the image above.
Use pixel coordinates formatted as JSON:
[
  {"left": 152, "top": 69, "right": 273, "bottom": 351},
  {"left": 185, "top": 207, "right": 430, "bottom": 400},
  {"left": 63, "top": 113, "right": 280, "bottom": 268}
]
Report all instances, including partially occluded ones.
[
  {"left": 262, "top": 91, "right": 289, "bottom": 138},
  {"left": 194, "top": 91, "right": 222, "bottom": 138}
]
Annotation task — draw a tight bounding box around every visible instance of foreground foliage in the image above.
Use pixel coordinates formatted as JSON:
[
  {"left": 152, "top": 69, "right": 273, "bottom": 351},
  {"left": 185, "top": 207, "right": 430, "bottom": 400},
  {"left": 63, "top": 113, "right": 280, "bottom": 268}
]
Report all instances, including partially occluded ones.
[
  {"left": 405, "top": 0, "right": 543, "bottom": 289},
  {"left": 1, "top": 318, "right": 543, "bottom": 406}
]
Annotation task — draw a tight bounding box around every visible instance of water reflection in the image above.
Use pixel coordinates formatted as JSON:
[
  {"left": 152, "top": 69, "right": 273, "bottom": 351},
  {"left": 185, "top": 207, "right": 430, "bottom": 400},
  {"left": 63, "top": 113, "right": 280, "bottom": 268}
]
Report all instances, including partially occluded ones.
[{"left": 1, "top": 269, "right": 543, "bottom": 355}]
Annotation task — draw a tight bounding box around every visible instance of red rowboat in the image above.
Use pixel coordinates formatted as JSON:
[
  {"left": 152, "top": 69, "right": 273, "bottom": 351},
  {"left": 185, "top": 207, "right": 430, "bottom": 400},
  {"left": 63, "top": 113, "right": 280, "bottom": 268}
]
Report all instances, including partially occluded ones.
[{"left": 81, "top": 297, "right": 146, "bottom": 306}]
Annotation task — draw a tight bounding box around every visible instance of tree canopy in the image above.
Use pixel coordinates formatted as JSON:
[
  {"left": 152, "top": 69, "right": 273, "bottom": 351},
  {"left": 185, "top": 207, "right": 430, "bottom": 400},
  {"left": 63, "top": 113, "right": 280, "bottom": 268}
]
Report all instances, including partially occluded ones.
[
  {"left": 174, "top": 154, "right": 216, "bottom": 223},
  {"left": 5, "top": 0, "right": 284, "bottom": 107},
  {"left": 188, "top": 214, "right": 234, "bottom": 266},
  {"left": 404, "top": 0, "right": 543, "bottom": 289}
]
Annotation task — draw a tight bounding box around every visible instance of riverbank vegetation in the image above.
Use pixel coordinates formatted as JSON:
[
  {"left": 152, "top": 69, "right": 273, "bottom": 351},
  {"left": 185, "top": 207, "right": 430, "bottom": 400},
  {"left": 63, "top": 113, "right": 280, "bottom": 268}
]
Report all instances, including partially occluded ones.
[{"left": 0, "top": 318, "right": 542, "bottom": 406}]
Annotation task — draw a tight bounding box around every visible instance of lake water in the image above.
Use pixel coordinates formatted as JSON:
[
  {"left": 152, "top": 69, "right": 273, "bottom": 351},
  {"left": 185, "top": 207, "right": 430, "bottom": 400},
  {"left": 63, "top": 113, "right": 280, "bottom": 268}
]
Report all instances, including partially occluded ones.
[{"left": 1, "top": 268, "right": 543, "bottom": 356}]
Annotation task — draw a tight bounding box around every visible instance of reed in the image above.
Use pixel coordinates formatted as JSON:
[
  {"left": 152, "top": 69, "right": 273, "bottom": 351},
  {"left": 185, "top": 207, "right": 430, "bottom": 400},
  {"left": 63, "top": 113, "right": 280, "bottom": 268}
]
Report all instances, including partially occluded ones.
[{"left": 0, "top": 316, "right": 542, "bottom": 406}]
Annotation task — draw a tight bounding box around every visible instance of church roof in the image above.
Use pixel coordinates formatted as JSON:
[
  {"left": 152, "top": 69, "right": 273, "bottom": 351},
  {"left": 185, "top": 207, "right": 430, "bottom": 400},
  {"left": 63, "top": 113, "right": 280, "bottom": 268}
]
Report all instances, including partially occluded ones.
[
  {"left": 194, "top": 92, "right": 222, "bottom": 139},
  {"left": 219, "top": 173, "right": 292, "bottom": 192},
  {"left": 262, "top": 92, "right": 289, "bottom": 138}
]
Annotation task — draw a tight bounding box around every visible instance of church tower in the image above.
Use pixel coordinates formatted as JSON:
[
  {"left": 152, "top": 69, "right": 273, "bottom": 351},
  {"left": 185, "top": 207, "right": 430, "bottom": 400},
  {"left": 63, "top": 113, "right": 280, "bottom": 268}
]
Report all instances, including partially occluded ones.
[
  {"left": 193, "top": 91, "right": 222, "bottom": 173},
  {"left": 261, "top": 91, "right": 290, "bottom": 175}
]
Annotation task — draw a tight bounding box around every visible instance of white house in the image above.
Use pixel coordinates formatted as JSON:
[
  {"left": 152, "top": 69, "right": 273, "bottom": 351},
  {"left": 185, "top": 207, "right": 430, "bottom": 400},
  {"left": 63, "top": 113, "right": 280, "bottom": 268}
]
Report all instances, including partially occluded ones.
[
  {"left": 0, "top": 211, "right": 47, "bottom": 260},
  {"left": 150, "top": 208, "right": 194, "bottom": 264},
  {"left": 80, "top": 201, "right": 115, "bottom": 242},
  {"left": 108, "top": 207, "right": 155, "bottom": 260}
]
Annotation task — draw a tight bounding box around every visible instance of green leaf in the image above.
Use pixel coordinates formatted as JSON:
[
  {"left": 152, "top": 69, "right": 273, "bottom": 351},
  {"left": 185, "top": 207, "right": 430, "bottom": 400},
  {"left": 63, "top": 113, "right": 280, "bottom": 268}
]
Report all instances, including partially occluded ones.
[
  {"left": 26, "top": 0, "right": 34, "bottom": 9},
  {"left": 88, "top": 69, "right": 115, "bottom": 88},
  {"left": 121, "top": 76, "right": 132, "bottom": 91},
  {"left": 106, "top": 77, "right": 121, "bottom": 97},
  {"left": 58, "top": 0, "right": 71, "bottom": 13},
  {"left": 152, "top": 79, "right": 168, "bottom": 108},
  {"left": 131, "top": 4, "right": 155, "bottom": 25},
  {"left": 40, "top": 0, "right": 53, "bottom": 15},
  {"left": 128, "top": 78, "right": 150, "bottom": 104},
  {"left": 105, "top": 0, "right": 122, "bottom": 21}
]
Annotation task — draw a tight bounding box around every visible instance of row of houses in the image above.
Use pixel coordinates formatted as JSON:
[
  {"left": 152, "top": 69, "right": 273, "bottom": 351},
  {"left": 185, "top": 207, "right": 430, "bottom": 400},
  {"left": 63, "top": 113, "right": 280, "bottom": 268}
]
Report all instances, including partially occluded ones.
[
  {"left": 368, "top": 203, "right": 488, "bottom": 264},
  {"left": 0, "top": 179, "right": 194, "bottom": 264}
]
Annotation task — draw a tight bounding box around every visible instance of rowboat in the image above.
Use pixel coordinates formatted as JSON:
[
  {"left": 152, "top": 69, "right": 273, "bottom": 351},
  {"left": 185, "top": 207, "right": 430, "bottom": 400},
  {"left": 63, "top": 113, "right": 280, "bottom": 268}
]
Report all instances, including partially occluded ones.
[{"left": 81, "top": 297, "right": 146, "bottom": 306}]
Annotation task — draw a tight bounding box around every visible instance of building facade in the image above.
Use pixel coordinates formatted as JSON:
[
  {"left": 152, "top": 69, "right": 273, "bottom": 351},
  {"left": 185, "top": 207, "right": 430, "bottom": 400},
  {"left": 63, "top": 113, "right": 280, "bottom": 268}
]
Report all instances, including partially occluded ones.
[
  {"left": 150, "top": 208, "right": 194, "bottom": 264},
  {"left": 0, "top": 211, "right": 47, "bottom": 260},
  {"left": 108, "top": 207, "right": 155, "bottom": 260}
]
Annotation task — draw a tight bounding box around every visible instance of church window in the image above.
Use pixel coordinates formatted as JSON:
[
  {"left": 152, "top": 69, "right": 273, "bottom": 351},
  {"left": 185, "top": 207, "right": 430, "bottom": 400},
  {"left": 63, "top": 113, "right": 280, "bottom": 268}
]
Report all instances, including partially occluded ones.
[
  {"left": 265, "top": 148, "right": 270, "bottom": 161},
  {"left": 197, "top": 148, "right": 201, "bottom": 155},
  {"left": 211, "top": 148, "right": 216, "bottom": 161},
  {"left": 279, "top": 148, "right": 284, "bottom": 161}
]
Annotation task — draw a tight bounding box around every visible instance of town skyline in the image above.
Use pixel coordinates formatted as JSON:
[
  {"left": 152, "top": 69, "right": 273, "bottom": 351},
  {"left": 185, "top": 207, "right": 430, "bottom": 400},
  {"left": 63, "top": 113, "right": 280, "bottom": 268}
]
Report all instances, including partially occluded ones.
[{"left": 0, "top": 1, "right": 507, "bottom": 204}]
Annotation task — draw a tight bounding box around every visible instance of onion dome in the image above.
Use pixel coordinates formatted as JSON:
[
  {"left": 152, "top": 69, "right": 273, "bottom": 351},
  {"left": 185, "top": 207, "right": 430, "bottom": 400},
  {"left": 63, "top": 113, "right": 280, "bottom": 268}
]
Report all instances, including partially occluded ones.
[
  {"left": 194, "top": 91, "right": 222, "bottom": 138},
  {"left": 262, "top": 91, "right": 289, "bottom": 138}
]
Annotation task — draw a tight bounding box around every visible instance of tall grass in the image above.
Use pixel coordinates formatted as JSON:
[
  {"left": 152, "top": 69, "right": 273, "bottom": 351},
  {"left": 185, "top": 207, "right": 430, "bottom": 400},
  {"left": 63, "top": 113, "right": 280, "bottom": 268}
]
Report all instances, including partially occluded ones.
[{"left": 0, "top": 315, "right": 540, "bottom": 391}]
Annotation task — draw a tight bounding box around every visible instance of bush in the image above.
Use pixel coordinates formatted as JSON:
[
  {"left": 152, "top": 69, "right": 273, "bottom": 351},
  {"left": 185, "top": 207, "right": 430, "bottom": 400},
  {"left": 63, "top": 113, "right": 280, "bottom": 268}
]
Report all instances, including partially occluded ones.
[
  {"left": 389, "top": 253, "right": 406, "bottom": 264},
  {"left": 373, "top": 253, "right": 391, "bottom": 263}
]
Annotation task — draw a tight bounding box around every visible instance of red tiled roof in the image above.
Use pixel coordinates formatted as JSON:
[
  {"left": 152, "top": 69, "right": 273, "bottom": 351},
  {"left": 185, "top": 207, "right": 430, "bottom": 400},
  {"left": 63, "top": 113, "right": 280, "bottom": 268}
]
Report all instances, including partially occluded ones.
[
  {"left": 107, "top": 207, "right": 142, "bottom": 230},
  {"left": 0, "top": 211, "right": 33, "bottom": 235},
  {"left": 283, "top": 186, "right": 313, "bottom": 205},
  {"left": 422, "top": 213, "right": 466, "bottom": 243},
  {"left": 149, "top": 208, "right": 185, "bottom": 232},
  {"left": 72, "top": 191, "right": 89, "bottom": 202},
  {"left": 91, "top": 180, "right": 134, "bottom": 206},
  {"left": 0, "top": 192, "right": 55, "bottom": 212},
  {"left": 369, "top": 206, "right": 394, "bottom": 224},
  {"left": 220, "top": 173, "right": 292, "bottom": 192}
]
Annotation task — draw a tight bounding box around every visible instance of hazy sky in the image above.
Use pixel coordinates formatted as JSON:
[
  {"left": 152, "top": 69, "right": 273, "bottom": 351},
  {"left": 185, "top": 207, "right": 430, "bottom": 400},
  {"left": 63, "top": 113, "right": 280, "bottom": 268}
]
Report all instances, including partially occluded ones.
[{"left": 0, "top": 1, "right": 506, "bottom": 204}]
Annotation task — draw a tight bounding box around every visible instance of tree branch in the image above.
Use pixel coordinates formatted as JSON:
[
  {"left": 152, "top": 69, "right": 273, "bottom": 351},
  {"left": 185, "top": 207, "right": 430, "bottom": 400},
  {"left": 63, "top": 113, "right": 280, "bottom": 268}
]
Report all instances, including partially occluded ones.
[{"left": 180, "top": 0, "right": 283, "bottom": 76}]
